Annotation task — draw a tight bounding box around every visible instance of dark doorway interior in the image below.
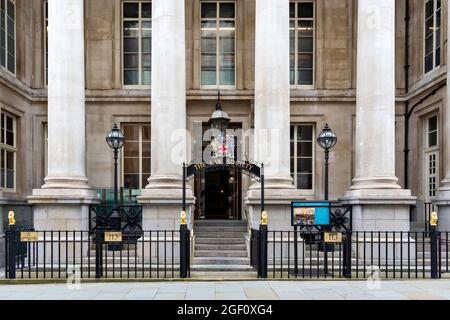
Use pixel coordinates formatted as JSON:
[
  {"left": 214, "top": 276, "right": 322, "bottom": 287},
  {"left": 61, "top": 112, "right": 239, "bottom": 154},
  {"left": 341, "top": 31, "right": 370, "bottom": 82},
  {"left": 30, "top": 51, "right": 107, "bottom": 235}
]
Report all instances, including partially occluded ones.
[{"left": 194, "top": 122, "right": 242, "bottom": 220}]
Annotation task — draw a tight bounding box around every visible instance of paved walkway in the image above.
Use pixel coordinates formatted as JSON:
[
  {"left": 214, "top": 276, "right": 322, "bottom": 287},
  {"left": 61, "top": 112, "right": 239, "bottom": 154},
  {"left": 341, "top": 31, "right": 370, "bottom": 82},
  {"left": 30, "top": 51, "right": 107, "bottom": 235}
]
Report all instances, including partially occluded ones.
[{"left": 1, "top": 280, "right": 450, "bottom": 300}]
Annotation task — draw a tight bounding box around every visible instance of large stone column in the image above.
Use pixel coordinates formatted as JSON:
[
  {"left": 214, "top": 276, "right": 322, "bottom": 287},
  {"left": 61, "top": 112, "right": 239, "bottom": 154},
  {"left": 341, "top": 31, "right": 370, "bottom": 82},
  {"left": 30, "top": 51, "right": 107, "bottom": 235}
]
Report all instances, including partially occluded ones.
[
  {"left": 138, "top": 0, "right": 194, "bottom": 230},
  {"left": 28, "top": 0, "right": 96, "bottom": 231},
  {"left": 341, "top": 0, "right": 415, "bottom": 231},
  {"left": 434, "top": 0, "right": 450, "bottom": 231},
  {"left": 246, "top": 0, "right": 301, "bottom": 231}
]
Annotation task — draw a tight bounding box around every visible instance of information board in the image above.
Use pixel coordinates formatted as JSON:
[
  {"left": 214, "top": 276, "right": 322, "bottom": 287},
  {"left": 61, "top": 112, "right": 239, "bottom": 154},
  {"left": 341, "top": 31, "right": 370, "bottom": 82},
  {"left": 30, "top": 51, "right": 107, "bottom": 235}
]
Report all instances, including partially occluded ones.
[{"left": 291, "top": 201, "right": 331, "bottom": 227}]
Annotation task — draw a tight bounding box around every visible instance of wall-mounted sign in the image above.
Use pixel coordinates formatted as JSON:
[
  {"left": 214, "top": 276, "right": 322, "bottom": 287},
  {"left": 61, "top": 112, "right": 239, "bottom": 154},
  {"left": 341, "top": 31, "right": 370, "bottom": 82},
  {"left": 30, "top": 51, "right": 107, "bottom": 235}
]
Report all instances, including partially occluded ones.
[
  {"left": 20, "top": 231, "right": 39, "bottom": 242},
  {"left": 291, "top": 201, "right": 331, "bottom": 227},
  {"left": 186, "top": 160, "right": 261, "bottom": 180},
  {"left": 104, "top": 232, "right": 123, "bottom": 242},
  {"left": 324, "top": 232, "right": 343, "bottom": 243}
]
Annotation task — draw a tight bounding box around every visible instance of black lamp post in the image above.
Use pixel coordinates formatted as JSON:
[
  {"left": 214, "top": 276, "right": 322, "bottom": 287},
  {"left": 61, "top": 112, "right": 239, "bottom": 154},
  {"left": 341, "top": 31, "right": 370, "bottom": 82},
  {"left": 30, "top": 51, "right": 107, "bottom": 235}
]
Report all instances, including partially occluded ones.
[
  {"left": 106, "top": 124, "right": 125, "bottom": 231},
  {"left": 317, "top": 124, "right": 338, "bottom": 201}
]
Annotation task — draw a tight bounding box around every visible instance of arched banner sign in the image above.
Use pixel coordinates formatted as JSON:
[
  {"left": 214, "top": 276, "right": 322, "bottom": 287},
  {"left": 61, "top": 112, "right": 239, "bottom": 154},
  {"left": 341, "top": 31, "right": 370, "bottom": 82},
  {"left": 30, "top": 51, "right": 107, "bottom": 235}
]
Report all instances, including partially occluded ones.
[{"left": 181, "top": 160, "right": 265, "bottom": 215}]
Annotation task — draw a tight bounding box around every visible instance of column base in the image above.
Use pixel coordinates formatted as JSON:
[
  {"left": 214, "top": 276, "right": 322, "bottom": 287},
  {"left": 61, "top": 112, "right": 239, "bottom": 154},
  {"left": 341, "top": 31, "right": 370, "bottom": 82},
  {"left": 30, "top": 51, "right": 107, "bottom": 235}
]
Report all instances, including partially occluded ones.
[
  {"left": 341, "top": 189, "right": 416, "bottom": 231},
  {"left": 28, "top": 188, "right": 99, "bottom": 231},
  {"left": 433, "top": 188, "right": 450, "bottom": 231},
  {"left": 138, "top": 187, "right": 195, "bottom": 230},
  {"left": 245, "top": 184, "right": 305, "bottom": 231}
]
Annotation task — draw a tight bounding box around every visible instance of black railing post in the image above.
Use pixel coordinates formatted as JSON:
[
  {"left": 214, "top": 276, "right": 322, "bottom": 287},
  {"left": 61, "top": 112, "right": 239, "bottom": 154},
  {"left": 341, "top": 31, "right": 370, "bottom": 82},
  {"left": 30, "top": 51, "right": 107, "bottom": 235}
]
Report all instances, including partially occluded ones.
[
  {"left": 6, "top": 224, "right": 18, "bottom": 279},
  {"left": 430, "top": 225, "right": 439, "bottom": 279},
  {"left": 259, "top": 224, "right": 268, "bottom": 278},
  {"left": 343, "top": 230, "right": 352, "bottom": 278},
  {"left": 180, "top": 224, "right": 189, "bottom": 278},
  {"left": 95, "top": 231, "right": 103, "bottom": 278}
]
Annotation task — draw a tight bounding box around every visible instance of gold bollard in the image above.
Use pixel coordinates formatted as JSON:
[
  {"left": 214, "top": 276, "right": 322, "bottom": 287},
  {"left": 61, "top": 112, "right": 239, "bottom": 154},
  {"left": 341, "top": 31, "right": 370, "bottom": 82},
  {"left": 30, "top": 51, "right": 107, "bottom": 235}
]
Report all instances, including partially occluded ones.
[
  {"left": 180, "top": 210, "right": 187, "bottom": 225},
  {"left": 261, "top": 211, "right": 267, "bottom": 225},
  {"left": 430, "top": 211, "right": 438, "bottom": 227},
  {"left": 8, "top": 211, "right": 15, "bottom": 226}
]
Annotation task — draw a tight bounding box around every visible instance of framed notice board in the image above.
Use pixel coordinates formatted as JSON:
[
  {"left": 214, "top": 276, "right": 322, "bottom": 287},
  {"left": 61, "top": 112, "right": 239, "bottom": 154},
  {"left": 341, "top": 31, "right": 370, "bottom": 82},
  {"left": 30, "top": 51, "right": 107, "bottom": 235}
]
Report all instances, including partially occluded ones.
[{"left": 291, "top": 201, "right": 331, "bottom": 227}]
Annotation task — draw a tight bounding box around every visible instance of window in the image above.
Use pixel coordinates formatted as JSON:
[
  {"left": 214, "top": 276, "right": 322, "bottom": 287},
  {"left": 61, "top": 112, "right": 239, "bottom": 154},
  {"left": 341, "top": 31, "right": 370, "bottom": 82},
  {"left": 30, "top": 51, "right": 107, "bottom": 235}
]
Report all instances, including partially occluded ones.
[
  {"left": 0, "top": 112, "right": 16, "bottom": 190},
  {"left": 201, "top": 1, "right": 236, "bottom": 87},
  {"left": 290, "top": 1, "right": 314, "bottom": 86},
  {"left": 424, "top": 115, "right": 439, "bottom": 200},
  {"left": 0, "top": 0, "right": 15, "bottom": 74},
  {"left": 122, "top": 124, "right": 151, "bottom": 189},
  {"left": 290, "top": 124, "right": 314, "bottom": 190},
  {"left": 122, "top": 1, "right": 152, "bottom": 86},
  {"left": 424, "top": 0, "right": 441, "bottom": 74},
  {"left": 44, "top": 1, "right": 48, "bottom": 85}
]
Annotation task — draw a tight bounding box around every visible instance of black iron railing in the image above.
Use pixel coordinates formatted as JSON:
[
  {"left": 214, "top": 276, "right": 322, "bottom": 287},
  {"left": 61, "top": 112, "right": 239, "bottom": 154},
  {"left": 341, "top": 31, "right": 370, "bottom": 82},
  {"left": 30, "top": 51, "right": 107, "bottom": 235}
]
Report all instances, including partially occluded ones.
[
  {"left": 3, "top": 228, "right": 191, "bottom": 279},
  {"left": 250, "top": 229, "right": 450, "bottom": 280},
  {"left": 89, "top": 205, "right": 143, "bottom": 233}
]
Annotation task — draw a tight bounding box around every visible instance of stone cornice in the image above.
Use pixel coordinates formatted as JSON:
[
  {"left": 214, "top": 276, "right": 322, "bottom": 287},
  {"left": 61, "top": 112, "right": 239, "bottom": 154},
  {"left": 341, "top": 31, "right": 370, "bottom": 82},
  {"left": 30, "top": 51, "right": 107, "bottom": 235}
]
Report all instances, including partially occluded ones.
[{"left": 1, "top": 72, "right": 447, "bottom": 105}]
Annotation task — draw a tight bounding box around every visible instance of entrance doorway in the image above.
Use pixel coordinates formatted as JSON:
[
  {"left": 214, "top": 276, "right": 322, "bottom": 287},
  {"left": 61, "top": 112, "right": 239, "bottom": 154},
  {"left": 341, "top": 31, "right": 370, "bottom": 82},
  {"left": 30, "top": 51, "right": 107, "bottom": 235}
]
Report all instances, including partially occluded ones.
[{"left": 194, "top": 123, "right": 242, "bottom": 220}]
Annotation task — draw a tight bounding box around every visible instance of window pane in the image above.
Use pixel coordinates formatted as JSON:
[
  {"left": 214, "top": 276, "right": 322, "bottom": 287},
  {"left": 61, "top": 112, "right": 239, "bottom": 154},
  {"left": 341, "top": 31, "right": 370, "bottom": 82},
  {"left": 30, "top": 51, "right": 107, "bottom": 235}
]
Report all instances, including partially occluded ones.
[
  {"left": 6, "top": 114, "right": 12, "bottom": 130},
  {"left": 124, "top": 38, "right": 138, "bottom": 52},
  {"left": 124, "top": 157, "right": 139, "bottom": 173},
  {"left": 297, "top": 174, "right": 312, "bottom": 190},
  {"left": 124, "top": 3, "right": 139, "bottom": 18},
  {"left": 298, "top": 53, "right": 313, "bottom": 68},
  {"left": 6, "top": 130, "right": 13, "bottom": 146},
  {"left": 298, "top": 20, "right": 313, "bottom": 36},
  {"left": 429, "top": 116, "right": 438, "bottom": 132},
  {"left": 142, "top": 53, "right": 151, "bottom": 67},
  {"left": 201, "top": 3, "right": 216, "bottom": 19},
  {"left": 299, "top": 142, "right": 313, "bottom": 157},
  {"left": 123, "top": 21, "right": 139, "bottom": 37},
  {"left": 298, "top": 37, "right": 313, "bottom": 52},
  {"left": 425, "top": 35, "right": 433, "bottom": 55},
  {"left": 142, "top": 38, "right": 152, "bottom": 53},
  {"left": 142, "top": 142, "right": 150, "bottom": 157},
  {"left": 425, "top": 1, "right": 434, "bottom": 19},
  {"left": 290, "top": 3, "right": 295, "bottom": 18},
  {"left": 219, "top": 3, "right": 235, "bottom": 19},
  {"left": 6, "top": 169, "right": 13, "bottom": 189},
  {"left": 142, "top": 69, "right": 151, "bottom": 85},
  {"left": 298, "top": 158, "right": 312, "bottom": 173},
  {"left": 299, "top": 70, "right": 313, "bottom": 85},
  {"left": 124, "top": 174, "right": 139, "bottom": 189},
  {"left": 142, "top": 21, "right": 152, "bottom": 37},
  {"left": 424, "top": 53, "right": 433, "bottom": 73},
  {"left": 124, "top": 54, "right": 138, "bottom": 68},
  {"left": 429, "top": 131, "right": 438, "bottom": 147},
  {"left": 142, "top": 3, "right": 152, "bottom": 18},
  {"left": 123, "top": 125, "right": 140, "bottom": 140},
  {"left": 124, "top": 70, "right": 138, "bottom": 85},
  {"left": 7, "top": 53, "right": 13, "bottom": 73},
  {"left": 299, "top": 2, "right": 314, "bottom": 18},
  {"left": 6, "top": 150, "right": 13, "bottom": 169},
  {"left": 298, "top": 125, "right": 313, "bottom": 140},
  {"left": 142, "top": 158, "right": 150, "bottom": 173},
  {"left": 142, "top": 126, "right": 151, "bottom": 141}
]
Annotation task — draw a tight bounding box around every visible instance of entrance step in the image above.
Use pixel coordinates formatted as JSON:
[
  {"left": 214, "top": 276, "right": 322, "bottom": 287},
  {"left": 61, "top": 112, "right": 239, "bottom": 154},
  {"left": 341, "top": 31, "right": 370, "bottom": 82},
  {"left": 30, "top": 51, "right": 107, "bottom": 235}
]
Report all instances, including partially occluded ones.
[
  {"left": 193, "top": 257, "right": 250, "bottom": 266},
  {"left": 195, "top": 244, "right": 247, "bottom": 251},
  {"left": 193, "top": 220, "right": 250, "bottom": 271},
  {"left": 194, "top": 250, "right": 248, "bottom": 257}
]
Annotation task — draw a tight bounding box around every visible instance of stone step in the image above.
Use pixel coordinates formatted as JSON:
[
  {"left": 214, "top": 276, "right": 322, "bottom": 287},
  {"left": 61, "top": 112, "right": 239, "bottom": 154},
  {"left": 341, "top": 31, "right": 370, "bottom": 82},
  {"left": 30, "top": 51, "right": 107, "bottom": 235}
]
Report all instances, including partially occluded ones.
[
  {"left": 195, "top": 244, "right": 247, "bottom": 251},
  {"left": 195, "top": 238, "right": 245, "bottom": 244},
  {"left": 194, "top": 250, "right": 248, "bottom": 258},
  {"left": 195, "top": 231, "right": 246, "bottom": 238},
  {"left": 195, "top": 226, "right": 248, "bottom": 232},
  {"left": 190, "top": 271, "right": 257, "bottom": 280},
  {"left": 193, "top": 257, "right": 250, "bottom": 265},
  {"left": 194, "top": 220, "right": 246, "bottom": 226}
]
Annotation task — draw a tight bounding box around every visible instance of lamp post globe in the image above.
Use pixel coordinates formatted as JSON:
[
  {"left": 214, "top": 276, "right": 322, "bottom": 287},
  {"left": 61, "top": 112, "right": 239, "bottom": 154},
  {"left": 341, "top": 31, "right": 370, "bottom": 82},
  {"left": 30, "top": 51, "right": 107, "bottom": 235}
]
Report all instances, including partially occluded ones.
[
  {"left": 317, "top": 124, "right": 337, "bottom": 201},
  {"left": 317, "top": 123, "right": 337, "bottom": 152},
  {"left": 106, "top": 123, "right": 125, "bottom": 150},
  {"left": 106, "top": 124, "right": 125, "bottom": 232}
]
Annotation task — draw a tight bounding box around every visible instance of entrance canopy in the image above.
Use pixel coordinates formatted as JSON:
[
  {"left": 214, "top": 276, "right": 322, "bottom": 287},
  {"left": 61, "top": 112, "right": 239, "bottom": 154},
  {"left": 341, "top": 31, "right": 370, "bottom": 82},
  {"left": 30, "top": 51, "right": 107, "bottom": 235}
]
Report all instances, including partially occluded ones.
[{"left": 185, "top": 160, "right": 262, "bottom": 182}]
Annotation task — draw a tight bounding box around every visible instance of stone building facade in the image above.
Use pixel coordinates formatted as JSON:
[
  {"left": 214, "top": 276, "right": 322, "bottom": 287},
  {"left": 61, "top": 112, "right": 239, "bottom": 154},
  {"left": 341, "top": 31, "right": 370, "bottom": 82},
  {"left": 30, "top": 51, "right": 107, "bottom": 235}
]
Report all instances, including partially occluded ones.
[{"left": 0, "top": 0, "right": 450, "bottom": 248}]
